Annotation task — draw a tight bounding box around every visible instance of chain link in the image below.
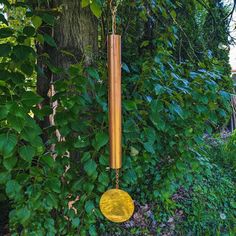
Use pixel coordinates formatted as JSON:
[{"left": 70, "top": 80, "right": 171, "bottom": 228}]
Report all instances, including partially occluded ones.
[
  {"left": 109, "top": 0, "right": 118, "bottom": 34},
  {"left": 115, "top": 169, "right": 119, "bottom": 189}
]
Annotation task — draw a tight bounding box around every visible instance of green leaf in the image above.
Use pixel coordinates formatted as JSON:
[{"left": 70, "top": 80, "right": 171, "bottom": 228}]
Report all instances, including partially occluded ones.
[
  {"left": 81, "top": 152, "right": 91, "bottom": 163},
  {"left": 0, "top": 43, "right": 11, "bottom": 57},
  {"left": 0, "top": 13, "right": 8, "bottom": 25},
  {"left": 3, "top": 155, "right": 17, "bottom": 170},
  {"left": 0, "top": 105, "right": 9, "bottom": 119},
  {"left": 169, "top": 102, "right": 183, "bottom": 119},
  {"left": 150, "top": 99, "right": 164, "bottom": 112},
  {"left": 144, "top": 127, "right": 156, "bottom": 144},
  {"left": 99, "top": 155, "right": 108, "bottom": 166},
  {"left": 86, "top": 67, "right": 99, "bottom": 80},
  {"left": 7, "top": 114, "right": 25, "bottom": 132},
  {"left": 44, "top": 33, "right": 57, "bottom": 47},
  {"left": 81, "top": 0, "right": 90, "bottom": 8},
  {"left": 85, "top": 200, "right": 95, "bottom": 214},
  {"left": 6, "top": 180, "right": 21, "bottom": 199},
  {"left": 21, "top": 91, "right": 43, "bottom": 107},
  {"left": 130, "top": 146, "right": 139, "bottom": 157},
  {"left": 98, "top": 172, "right": 109, "bottom": 186},
  {"left": 41, "top": 155, "right": 55, "bottom": 167},
  {"left": 90, "top": 0, "right": 102, "bottom": 18},
  {"left": 83, "top": 182, "right": 94, "bottom": 193},
  {"left": 122, "top": 63, "right": 130, "bottom": 73},
  {"left": 74, "top": 137, "right": 89, "bottom": 148},
  {"left": 19, "top": 145, "right": 35, "bottom": 162},
  {"left": 0, "top": 27, "right": 13, "bottom": 38},
  {"left": 0, "top": 133, "right": 17, "bottom": 157},
  {"left": 21, "top": 127, "right": 42, "bottom": 146},
  {"left": 13, "top": 45, "right": 36, "bottom": 60},
  {"left": 21, "top": 63, "right": 34, "bottom": 76},
  {"left": 72, "top": 217, "right": 80, "bottom": 227},
  {"left": 84, "top": 159, "right": 97, "bottom": 177},
  {"left": 16, "top": 207, "right": 31, "bottom": 224},
  {"left": 124, "top": 100, "right": 137, "bottom": 111},
  {"left": 0, "top": 171, "right": 11, "bottom": 184},
  {"left": 143, "top": 142, "right": 155, "bottom": 154},
  {"left": 0, "top": 80, "right": 6, "bottom": 86},
  {"left": 32, "top": 15, "right": 42, "bottom": 29},
  {"left": 89, "top": 225, "right": 97, "bottom": 236},
  {"left": 41, "top": 13, "right": 55, "bottom": 26},
  {"left": 92, "top": 132, "right": 108, "bottom": 151},
  {"left": 45, "top": 178, "right": 61, "bottom": 193},
  {"left": 23, "top": 26, "right": 35, "bottom": 37}
]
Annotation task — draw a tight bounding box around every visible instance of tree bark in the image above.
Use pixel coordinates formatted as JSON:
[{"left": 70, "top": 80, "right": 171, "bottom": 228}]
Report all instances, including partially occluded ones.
[
  {"left": 36, "top": 1, "right": 98, "bottom": 139},
  {"left": 52, "top": 0, "right": 98, "bottom": 68}
]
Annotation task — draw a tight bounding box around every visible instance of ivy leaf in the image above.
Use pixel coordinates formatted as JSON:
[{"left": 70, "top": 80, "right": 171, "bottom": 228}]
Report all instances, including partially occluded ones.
[
  {"left": 83, "top": 182, "right": 94, "bottom": 193},
  {"left": 0, "top": 133, "right": 17, "bottom": 157},
  {"left": 45, "top": 178, "right": 61, "bottom": 193},
  {"left": 122, "top": 63, "right": 130, "bottom": 73},
  {"left": 16, "top": 207, "right": 31, "bottom": 224},
  {"left": 0, "top": 27, "right": 13, "bottom": 38},
  {"left": 23, "top": 26, "right": 35, "bottom": 37},
  {"left": 31, "top": 15, "right": 42, "bottom": 29},
  {"left": 84, "top": 159, "right": 97, "bottom": 177},
  {"left": 72, "top": 217, "right": 80, "bottom": 227},
  {"left": 98, "top": 172, "right": 109, "bottom": 187},
  {"left": 99, "top": 155, "right": 108, "bottom": 166},
  {"left": 13, "top": 45, "right": 36, "bottom": 60},
  {"left": 44, "top": 33, "right": 57, "bottom": 48},
  {"left": 0, "top": 43, "right": 11, "bottom": 57},
  {"left": 124, "top": 100, "right": 137, "bottom": 111},
  {"left": 143, "top": 142, "right": 155, "bottom": 154},
  {"left": 0, "top": 105, "right": 9, "bottom": 120},
  {"left": 92, "top": 132, "right": 108, "bottom": 151},
  {"left": 41, "top": 155, "right": 55, "bottom": 168},
  {"left": 6, "top": 180, "right": 21, "bottom": 199},
  {"left": 85, "top": 200, "right": 95, "bottom": 214},
  {"left": 3, "top": 155, "right": 17, "bottom": 170},
  {"left": 130, "top": 146, "right": 139, "bottom": 157},
  {"left": 41, "top": 13, "right": 55, "bottom": 26},
  {"left": 81, "top": 0, "right": 90, "bottom": 8},
  {"left": 21, "top": 91, "right": 43, "bottom": 107},
  {"left": 86, "top": 67, "right": 99, "bottom": 80},
  {"left": 90, "top": 0, "right": 102, "bottom": 18},
  {"left": 89, "top": 225, "right": 97, "bottom": 236},
  {"left": 169, "top": 102, "right": 183, "bottom": 119},
  {"left": 7, "top": 114, "right": 25, "bottom": 132},
  {"left": 19, "top": 145, "right": 35, "bottom": 162},
  {"left": 0, "top": 171, "right": 11, "bottom": 184},
  {"left": 81, "top": 152, "right": 91, "bottom": 163}
]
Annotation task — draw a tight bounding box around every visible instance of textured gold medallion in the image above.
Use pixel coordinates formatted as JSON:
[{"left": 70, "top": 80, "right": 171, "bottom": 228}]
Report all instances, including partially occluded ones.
[{"left": 99, "top": 189, "right": 134, "bottom": 223}]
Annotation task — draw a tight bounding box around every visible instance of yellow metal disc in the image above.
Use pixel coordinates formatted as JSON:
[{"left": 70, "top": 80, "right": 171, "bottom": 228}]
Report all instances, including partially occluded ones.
[{"left": 99, "top": 189, "right": 134, "bottom": 223}]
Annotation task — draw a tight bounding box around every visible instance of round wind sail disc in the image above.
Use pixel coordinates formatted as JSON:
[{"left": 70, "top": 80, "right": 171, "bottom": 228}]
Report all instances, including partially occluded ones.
[{"left": 99, "top": 189, "right": 134, "bottom": 223}]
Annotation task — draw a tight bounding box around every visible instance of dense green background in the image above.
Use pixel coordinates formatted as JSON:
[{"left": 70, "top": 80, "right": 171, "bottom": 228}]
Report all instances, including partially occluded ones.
[{"left": 0, "top": 0, "right": 235, "bottom": 235}]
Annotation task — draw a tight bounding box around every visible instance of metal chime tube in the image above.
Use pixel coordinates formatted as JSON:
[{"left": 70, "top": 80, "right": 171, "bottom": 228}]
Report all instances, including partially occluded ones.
[{"left": 108, "top": 34, "right": 122, "bottom": 169}]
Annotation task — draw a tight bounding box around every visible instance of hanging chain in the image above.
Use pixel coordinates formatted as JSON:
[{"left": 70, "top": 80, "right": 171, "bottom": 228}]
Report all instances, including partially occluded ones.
[
  {"left": 115, "top": 169, "right": 119, "bottom": 189},
  {"left": 109, "top": 0, "right": 118, "bottom": 34}
]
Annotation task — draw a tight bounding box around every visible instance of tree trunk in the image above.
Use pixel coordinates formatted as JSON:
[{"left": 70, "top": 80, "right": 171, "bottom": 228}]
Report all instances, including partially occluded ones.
[
  {"left": 36, "top": 1, "right": 98, "bottom": 139},
  {"left": 52, "top": 0, "right": 98, "bottom": 69}
]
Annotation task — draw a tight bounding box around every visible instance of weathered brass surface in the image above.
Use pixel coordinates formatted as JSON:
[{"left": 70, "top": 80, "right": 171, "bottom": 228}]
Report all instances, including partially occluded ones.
[
  {"left": 108, "top": 34, "right": 122, "bottom": 169},
  {"left": 100, "top": 189, "right": 134, "bottom": 223}
]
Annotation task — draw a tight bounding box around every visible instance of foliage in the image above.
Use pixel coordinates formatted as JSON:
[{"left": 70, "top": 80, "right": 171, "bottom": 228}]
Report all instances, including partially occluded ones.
[{"left": 0, "top": 0, "right": 234, "bottom": 235}]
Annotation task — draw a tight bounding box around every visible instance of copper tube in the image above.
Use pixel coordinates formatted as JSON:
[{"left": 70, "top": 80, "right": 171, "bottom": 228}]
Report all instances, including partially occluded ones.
[{"left": 108, "top": 34, "right": 122, "bottom": 169}]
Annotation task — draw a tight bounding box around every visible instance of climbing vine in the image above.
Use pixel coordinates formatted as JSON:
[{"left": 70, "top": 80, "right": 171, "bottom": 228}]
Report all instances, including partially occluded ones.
[{"left": 0, "top": 0, "right": 234, "bottom": 235}]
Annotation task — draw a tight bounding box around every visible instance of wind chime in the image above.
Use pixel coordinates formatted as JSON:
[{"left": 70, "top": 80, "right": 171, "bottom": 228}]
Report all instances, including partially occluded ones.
[{"left": 99, "top": 0, "right": 134, "bottom": 223}]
